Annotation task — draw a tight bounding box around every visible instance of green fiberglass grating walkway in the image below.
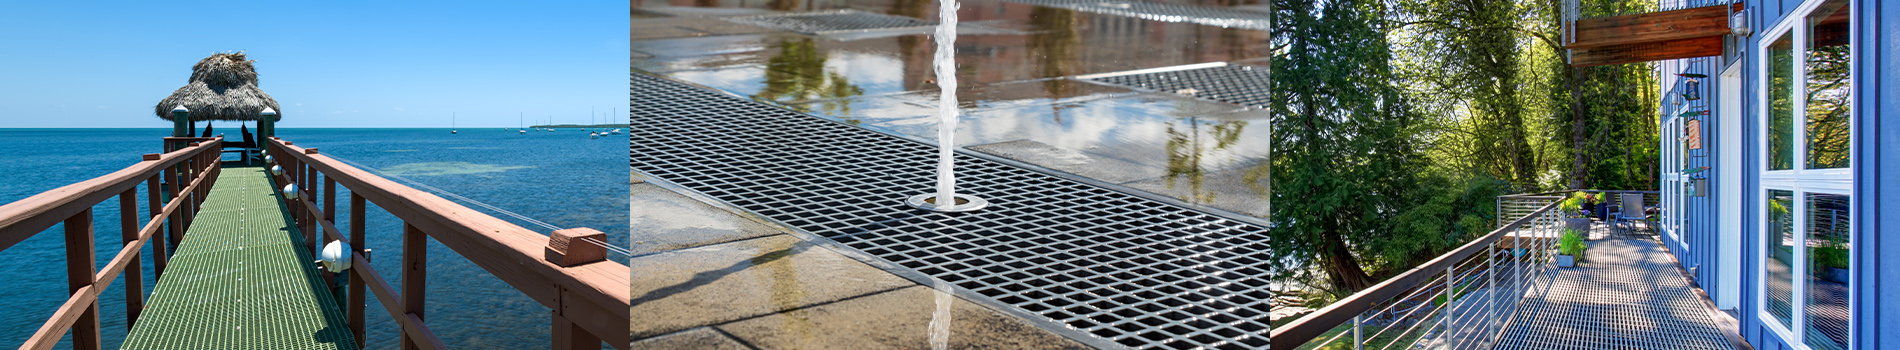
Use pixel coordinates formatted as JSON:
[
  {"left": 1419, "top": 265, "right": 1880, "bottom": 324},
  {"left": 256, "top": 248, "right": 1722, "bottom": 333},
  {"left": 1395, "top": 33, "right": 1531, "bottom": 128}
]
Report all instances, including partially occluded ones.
[{"left": 122, "top": 165, "right": 358, "bottom": 350}]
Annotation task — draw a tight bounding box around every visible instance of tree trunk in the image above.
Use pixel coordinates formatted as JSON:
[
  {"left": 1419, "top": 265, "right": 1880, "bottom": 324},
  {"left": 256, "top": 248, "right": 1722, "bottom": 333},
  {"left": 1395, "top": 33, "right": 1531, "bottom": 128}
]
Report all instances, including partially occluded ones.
[{"left": 1322, "top": 230, "right": 1371, "bottom": 293}]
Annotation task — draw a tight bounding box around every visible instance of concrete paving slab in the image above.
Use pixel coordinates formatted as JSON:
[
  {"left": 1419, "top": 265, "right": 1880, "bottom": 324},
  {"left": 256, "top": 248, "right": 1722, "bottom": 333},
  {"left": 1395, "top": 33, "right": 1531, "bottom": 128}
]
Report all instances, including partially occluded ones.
[
  {"left": 632, "top": 182, "right": 783, "bottom": 256},
  {"left": 717, "top": 286, "right": 1091, "bottom": 350},
  {"left": 630, "top": 235, "right": 916, "bottom": 340},
  {"left": 631, "top": 327, "right": 754, "bottom": 350}
]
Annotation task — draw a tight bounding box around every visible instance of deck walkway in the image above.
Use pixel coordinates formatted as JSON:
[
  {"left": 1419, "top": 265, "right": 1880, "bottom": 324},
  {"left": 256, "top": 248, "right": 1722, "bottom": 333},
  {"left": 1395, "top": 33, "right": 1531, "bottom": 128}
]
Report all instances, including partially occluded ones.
[
  {"left": 1493, "top": 224, "right": 1741, "bottom": 350},
  {"left": 121, "top": 164, "right": 358, "bottom": 349}
]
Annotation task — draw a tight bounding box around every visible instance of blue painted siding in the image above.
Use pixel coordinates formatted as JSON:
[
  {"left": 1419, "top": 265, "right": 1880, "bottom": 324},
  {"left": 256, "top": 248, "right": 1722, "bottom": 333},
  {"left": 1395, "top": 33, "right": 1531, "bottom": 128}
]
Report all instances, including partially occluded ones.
[{"left": 1670, "top": 0, "right": 1891, "bottom": 348}]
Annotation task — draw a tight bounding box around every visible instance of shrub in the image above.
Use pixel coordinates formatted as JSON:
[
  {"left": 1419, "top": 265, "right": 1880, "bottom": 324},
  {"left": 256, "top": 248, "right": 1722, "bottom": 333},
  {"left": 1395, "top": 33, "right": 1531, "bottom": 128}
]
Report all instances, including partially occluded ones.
[{"left": 1558, "top": 229, "right": 1587, "bottom": 256}]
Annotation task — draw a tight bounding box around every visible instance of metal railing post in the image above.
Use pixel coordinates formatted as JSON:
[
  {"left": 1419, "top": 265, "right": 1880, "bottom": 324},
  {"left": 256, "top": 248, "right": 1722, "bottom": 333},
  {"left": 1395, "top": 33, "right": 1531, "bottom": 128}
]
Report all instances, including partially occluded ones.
[
  {"left": 1444, "top": 264, "right": 1455, "bottom": 350},
  {"left": 1352, "top": 315, "right": 1363, "bottom": 350}
]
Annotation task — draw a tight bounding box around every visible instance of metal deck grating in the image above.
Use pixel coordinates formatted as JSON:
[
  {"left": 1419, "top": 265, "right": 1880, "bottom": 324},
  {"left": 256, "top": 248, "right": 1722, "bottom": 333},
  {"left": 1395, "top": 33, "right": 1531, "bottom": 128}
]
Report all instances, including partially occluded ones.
[
  {"left": 720, "top": 9, "right": 935, "bottom": 35},
  {"left": 1088, "top": 65, "right": 1271, "bottom": 109},
  {"left": 999, "top": 0, "right": 1271, "bottom": 31},
  {"left": 632, "top": 73, "right": 1274, "bottom": 349},
  {"left": 1492, "top": 235, "right": 1734, "bottom": 350},
  {"left": 123, "top": 165, "right": 357, "bottom": 349}
]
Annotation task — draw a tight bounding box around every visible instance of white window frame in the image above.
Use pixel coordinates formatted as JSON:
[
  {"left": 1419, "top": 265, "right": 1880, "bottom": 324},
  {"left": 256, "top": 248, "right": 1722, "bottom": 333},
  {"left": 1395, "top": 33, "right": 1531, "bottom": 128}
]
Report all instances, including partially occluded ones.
[{"left": 1752, "top": 0, "right": 1858, "bottom": 348}]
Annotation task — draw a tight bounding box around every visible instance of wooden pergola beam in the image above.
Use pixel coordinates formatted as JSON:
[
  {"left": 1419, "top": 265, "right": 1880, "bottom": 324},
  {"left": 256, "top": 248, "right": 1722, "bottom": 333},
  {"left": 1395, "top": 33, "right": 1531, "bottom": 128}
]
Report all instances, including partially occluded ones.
[
  {"left": 1568, "top": 3, "right": 1742, "bottom": 50},
  {"left": 1571, "top": 36, "right": 1725, "bottom": 67}
]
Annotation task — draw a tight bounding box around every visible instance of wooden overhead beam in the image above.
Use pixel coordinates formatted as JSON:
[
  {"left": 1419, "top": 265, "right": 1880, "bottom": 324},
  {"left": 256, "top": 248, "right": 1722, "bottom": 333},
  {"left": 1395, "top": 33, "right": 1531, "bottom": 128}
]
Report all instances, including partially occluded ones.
[
  {"left": 1571, "top": 36, "right": 1725, "bottom": 67},
  {"left": 1568, "top": 3, "right": 1742, "bottom": 50}
]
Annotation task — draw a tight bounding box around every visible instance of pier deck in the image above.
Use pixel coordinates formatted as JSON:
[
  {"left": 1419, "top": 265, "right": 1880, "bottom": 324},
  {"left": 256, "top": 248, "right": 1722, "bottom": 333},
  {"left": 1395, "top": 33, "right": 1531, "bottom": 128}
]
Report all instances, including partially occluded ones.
[{"left": 121, "top": 164, "right": 358, "bottom": 349}]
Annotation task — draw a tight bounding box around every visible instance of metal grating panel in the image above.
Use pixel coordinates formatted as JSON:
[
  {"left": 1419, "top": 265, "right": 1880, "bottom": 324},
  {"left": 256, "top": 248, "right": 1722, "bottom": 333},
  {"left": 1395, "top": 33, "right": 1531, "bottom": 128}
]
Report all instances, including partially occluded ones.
[
  {"left": 1492, "top": 235, "right": 1735, "bottom": 350},
  {"left": 1089, "top": 65, "right": 1271, "bottom": 109},
  {"left": 999, "top": 0, "right": 1271, "bottom": 31},
  {"left": 632, "top": 73, "right": 1274, "bottom": 350},
  {"left": 123, "top": 166, "right": 358, "bottom": 349},
  {"left": 721, "top": 9, "right": 935, "bottom": 35}
]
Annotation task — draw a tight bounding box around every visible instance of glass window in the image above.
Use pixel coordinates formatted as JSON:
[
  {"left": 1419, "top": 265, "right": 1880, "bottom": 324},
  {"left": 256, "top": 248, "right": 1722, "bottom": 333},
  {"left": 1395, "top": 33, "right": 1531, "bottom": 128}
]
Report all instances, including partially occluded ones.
[
  {"left": 1766, "top": 34, "right": 1795, "bottom": 171},
  {"left": 1765, "top": 189, "right": 1795, "bottom": 326},
  {"left": 1805, "top": 193, "right": 1850, "bottom": 350},
  {"left": 1805, "top": 2, "right": 1851, "bottom": 170}
]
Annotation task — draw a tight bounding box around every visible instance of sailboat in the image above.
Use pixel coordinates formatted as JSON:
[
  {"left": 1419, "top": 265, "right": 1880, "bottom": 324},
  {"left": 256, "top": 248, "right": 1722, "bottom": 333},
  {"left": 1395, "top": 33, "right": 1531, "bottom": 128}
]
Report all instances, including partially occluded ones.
[
  {"left": 451, "top": 112, "right": 458, "bottom": 134},
  {"left": 518, "top": 113, "right": 526, "bottom": 134}
]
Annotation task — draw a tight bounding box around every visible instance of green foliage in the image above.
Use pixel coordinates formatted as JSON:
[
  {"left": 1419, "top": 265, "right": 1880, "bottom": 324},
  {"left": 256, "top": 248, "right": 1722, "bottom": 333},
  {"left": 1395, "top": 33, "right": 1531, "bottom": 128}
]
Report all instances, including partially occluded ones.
[
  {"left": 1811, "top": 235, "right": 1849, "bottom": 270},
  {"left": 1558, "top": 229, "right": 1587, "bottom": 256}
]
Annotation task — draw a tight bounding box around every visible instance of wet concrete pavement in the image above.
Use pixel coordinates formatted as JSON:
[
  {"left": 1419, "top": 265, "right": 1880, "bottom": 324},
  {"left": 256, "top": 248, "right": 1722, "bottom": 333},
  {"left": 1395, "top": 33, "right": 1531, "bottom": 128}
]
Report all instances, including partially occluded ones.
[
  {"left": 630, "top": 174, "right": 1098, "bottom": 348},
  {"left": 634, "top": 1, "right": 1271, "bottom": 347}
]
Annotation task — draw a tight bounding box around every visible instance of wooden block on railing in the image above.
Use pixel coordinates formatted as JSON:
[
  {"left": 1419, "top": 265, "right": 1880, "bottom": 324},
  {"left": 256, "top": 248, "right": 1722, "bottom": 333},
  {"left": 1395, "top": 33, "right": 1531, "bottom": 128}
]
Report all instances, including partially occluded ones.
[
  {"left": 305, "top": 148, "right": 319, "bottom": 154},
  {"left": 544, "top": 228, "right": 605, "bottom": 267},
  {"left": 143, "top": 154, "right": 160, "bottom": 161}
]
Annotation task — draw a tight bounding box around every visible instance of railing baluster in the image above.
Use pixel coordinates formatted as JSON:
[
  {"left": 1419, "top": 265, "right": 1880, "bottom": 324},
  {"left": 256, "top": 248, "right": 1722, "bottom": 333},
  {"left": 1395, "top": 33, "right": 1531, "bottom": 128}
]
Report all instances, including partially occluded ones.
[
  {"left": 64, "top": 209, "right": 101, "bottom": 350},
  {"left": 349, "top": 192, "right": 367, "bottom": 348},
  {"left": 119, "top": 189, "right": 143, "bottom": 328},
  {"left": 401, "top": 222, "right": 426, "bottom": 350},
  {"left": 145, "top": 171, "right": 168, "bottom": 278}
]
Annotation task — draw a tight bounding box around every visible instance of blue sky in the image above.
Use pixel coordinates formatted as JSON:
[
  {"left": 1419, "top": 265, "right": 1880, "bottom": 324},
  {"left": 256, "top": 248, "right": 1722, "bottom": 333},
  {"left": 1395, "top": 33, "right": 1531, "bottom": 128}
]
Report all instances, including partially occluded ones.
[{"left": 0, "top": 1, "right": 628, "bottom": 128}]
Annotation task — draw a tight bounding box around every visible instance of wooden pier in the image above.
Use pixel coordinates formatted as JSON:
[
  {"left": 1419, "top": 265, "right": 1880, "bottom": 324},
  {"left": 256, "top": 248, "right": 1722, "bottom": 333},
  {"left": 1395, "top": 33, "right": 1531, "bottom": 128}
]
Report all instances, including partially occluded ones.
[{"left": 0, "top": 137, "right": 629, "bottom": 350}]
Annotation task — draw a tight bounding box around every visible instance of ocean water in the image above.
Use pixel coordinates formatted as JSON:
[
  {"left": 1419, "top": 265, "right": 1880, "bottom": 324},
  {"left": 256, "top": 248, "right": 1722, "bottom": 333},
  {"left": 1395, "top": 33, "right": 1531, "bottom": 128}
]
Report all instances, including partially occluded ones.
[{"left": 0, "top": 128, "right": 628, "bottom": 349}]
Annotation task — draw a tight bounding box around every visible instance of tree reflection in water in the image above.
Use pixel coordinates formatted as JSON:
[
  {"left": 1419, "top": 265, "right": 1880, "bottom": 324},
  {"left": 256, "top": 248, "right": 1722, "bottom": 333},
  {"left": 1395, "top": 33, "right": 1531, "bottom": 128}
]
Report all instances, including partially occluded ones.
[{"left": 753, "top": 38, "right": 865, "bottom": 121}]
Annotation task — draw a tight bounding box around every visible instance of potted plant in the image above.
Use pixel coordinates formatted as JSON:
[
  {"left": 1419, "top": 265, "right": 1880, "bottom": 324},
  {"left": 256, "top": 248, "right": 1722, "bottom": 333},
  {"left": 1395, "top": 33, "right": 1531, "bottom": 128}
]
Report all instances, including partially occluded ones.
[
  {"left": 1812, "top": 235, "right": 1850, "bottom": 283},
  {"left": 1590, "top": 192, "right": 1612, "bottom": 221},
  {"left": 1557, "top": 229, "right": 1586, "bottom": 268},
  {"left": 1560, "top": 192, "right": 1594, "bottom": 234}
]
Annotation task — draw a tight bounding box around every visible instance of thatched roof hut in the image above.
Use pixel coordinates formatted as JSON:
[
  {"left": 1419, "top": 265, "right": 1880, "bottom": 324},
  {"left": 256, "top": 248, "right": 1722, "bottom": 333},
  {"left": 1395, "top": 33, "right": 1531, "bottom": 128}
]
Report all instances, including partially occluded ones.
[{"left": 154, "top": 52, "right": 281, "bottom": 121}]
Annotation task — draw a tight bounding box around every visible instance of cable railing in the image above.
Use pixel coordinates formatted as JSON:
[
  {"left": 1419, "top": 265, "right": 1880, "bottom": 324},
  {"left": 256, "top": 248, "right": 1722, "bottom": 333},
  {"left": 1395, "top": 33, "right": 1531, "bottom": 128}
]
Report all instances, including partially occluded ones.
[
  {"left": 0, "top": 138, "right": 223, "bottom": 350},
  {"left": 1271, "top": 200, "right": 1567, "bottom": 349},
  {"left": 264, "top": 138, "right": 630, "bottom": 350}
]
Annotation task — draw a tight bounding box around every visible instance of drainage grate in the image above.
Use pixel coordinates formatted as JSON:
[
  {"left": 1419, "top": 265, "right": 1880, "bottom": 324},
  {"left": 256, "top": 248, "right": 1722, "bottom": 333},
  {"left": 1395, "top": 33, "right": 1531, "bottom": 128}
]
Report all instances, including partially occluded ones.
[
  {"left": 633, "top": 73, "right": 1274, "bottom": 350},
  {"left": 720, "top": 9, "right": 935, "bottom": 35},
  {"left": 1089, "top": 65, "right": 1272, "bottom": 109},
  {"left": 1000, "top": 0, "right": 1271, "bottom": 31}
]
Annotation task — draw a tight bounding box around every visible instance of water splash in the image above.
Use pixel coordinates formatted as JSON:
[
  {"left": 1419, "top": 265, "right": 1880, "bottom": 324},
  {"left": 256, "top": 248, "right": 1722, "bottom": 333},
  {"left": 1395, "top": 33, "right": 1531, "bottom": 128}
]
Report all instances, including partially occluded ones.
[
  {"left": 932, "top": 0, "right": 961, "bottom": 207},
  {"left": 928, "top": 278, "right": 955, "bottom": 350}
]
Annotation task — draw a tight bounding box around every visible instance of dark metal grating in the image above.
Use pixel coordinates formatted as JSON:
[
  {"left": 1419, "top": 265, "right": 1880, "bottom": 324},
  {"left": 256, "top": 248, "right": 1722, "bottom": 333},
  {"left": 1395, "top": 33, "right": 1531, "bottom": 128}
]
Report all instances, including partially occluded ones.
[
  {"left": 1000, "top": 0, "right": 1271, "bottom": 31},
  {"left": 1089, "top": 65, "right": 1272, "bottom": 109},
  {"left": 721, "top": 9, "right": 935, "bottom": 35},
  {"left": 1492, "top": 235, "right": 1736, "bottom": 350},
  {"left": 632, "top": 73, "right": 1274, "bottom": 350}
]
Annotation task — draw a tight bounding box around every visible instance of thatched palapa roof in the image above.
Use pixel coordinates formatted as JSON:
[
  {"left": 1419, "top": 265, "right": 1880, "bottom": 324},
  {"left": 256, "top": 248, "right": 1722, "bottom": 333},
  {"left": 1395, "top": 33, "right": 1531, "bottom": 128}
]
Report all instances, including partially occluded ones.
[{"left": 155, "top": 52, "right": 281, "bottom": 121}]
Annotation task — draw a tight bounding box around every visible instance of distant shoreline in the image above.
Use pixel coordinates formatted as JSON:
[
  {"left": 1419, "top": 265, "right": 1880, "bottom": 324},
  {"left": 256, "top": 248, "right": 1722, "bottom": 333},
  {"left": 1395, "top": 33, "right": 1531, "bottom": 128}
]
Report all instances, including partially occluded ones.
[{"left": 526, "top": 124, "right": 629, "bottom": 128}]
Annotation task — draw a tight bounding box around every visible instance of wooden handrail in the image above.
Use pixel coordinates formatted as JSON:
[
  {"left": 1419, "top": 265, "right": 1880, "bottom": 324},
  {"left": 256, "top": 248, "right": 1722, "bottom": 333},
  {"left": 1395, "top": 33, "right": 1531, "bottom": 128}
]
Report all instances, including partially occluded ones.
[
  {"left": 0, "top": 139, "right": 223, "bottom": 350},
  {"left": 264, "top": 138, "right": 629, "bottom": 349},
  {"left": 1270, "top": 199, "right": 1563, "bottom": 346}
]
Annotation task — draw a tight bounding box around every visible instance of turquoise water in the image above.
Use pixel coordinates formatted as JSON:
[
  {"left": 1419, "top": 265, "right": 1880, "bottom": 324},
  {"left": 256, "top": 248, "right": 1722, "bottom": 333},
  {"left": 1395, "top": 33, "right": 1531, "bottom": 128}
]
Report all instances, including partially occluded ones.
[{"left": 0, "top": 128, "right": 628, "bottom": 349}]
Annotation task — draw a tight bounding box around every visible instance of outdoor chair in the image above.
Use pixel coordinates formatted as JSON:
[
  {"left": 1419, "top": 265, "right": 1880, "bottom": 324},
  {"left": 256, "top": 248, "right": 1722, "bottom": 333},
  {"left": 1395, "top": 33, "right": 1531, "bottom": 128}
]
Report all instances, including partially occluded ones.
[{"left": 1613, "top": 193, "right": 1648, "bottom": 234}]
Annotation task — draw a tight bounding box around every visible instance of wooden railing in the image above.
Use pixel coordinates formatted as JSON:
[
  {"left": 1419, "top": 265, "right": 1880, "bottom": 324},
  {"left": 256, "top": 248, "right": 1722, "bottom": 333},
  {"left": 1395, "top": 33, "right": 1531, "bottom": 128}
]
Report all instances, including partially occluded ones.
[
  {"left": 0, "top": 138, "right": 224, "bottom": 350},
  {"left": 264, "top": 138, "right": 630, "bottom": 350}
]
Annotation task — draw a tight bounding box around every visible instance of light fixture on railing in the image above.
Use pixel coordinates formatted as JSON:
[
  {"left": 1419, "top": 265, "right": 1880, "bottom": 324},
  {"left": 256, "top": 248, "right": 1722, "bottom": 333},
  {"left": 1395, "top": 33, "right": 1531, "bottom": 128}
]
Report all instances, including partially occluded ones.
[
  {"left": 282, "top": 184, "right": 298, "bottom": 200},
  {"left": 318, "top": 241, "right": 352, "bottom": 272},
  {"left": 270, "top": 165, "right": 283, "bottom": 176},
  {"left": 264, "top": 155, "right": 275, "bottom": 164}
]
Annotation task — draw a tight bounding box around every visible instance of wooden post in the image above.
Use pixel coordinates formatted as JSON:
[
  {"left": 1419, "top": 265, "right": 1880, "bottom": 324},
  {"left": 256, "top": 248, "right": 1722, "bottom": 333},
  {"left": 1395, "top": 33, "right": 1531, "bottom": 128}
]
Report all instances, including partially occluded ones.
[
  {"left": 401, "top": 222, "right": 426, "bottom": 350},
  {"left": 144, "top": 170, "right": 167, "bottom": 278},
  {"left": 119, "top": 189, "right": 143, "bottom": 328},
  {"left": 65, "top": 209, "right": 101, "bottom": 350},
  {"left": 349, "top": 193, "right": 367, "bottom": 348},
  {"left": 170, "top": 106, "right": 190, "bottom": 137},
  {"left": 551, "top": 310, "right": 600, "bottom": 350},
  {"left": 162, "top": 161, "right": 183, "bottom": 248},
  {"left": 322, "top": 176, "right": 337, "bottom": 288},
  {"left": 260, "top": 107, "right": 277, "bottom": 140}
]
